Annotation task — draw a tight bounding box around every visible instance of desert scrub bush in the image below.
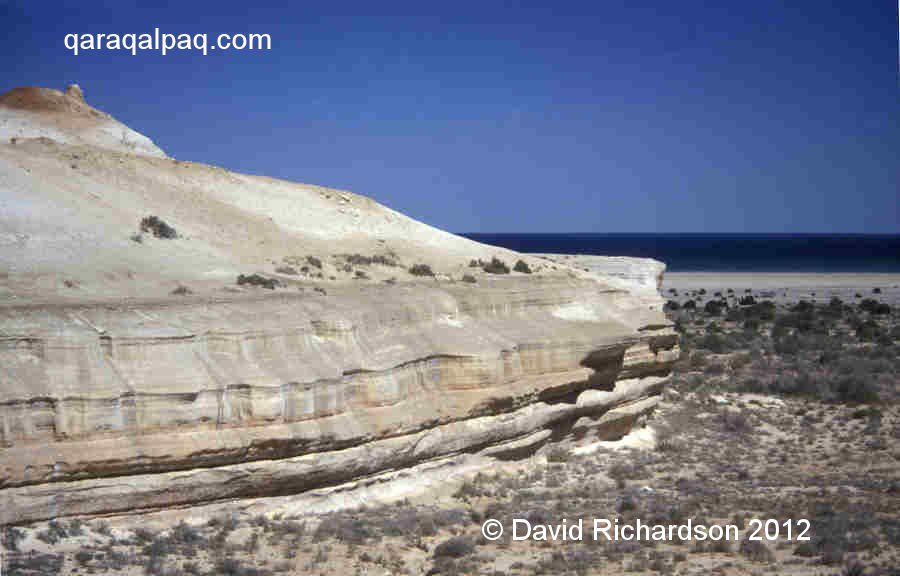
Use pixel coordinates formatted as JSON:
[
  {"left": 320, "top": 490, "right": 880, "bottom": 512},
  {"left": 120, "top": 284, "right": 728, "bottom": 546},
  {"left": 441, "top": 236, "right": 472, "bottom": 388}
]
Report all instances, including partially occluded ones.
[
  {"left": 704, "top": 361, "right": 726, "bottom": 376},
  {"left": 306, "top": 255, "right": 323, "bottom": 269},
  {"left": 314, "top": 513, "right": 376, "bottom": 545},
  {"left": 859, "top": 298, "right": 890, "bottom": 315},
  {"left": 461, "top": 274, "right": 476, "bottom": 283},
  {"left": 740, "top": 539, "right": 775, "bottom": 563},
  {"left": 682, "top": 299, "right": 696, "bottom": 309},
  {"left": 745, "top": 300, "right": 777, "bottom": 321},
  {"left": 725, "top": 307, "right": 744, "bottom": 322},
  {"left": 408, "top": 263, "right": 435, "bottom": 277},
  {"left": 139, "top": 215, "right": 177, "bottom": 239},
  {"left": 3, "top": 526, "right": 25, "bottom": 551},
  {"left": 482, "top": 257, "right": 510, "bottom": 274},
  {"left": 853, "top": 319, "right": 883, "bottom": 342},
  {"left": 170, "top": 284, "right": 192, "bottom": 295},
  {"left": 433, "top": 535, "right": 474, "bottom": 558},
  {"left": 75, "top": 549, "right": 93, "bottom": 565},
  {"left": 688, "top": 351, "right": 708, "bottom": 370},
  {"left": 774, "top": 334, "right": 801, "bottom": 355},
  {"left": 699, "top": 333, "right": 727, "bottom": 353},
  {"left": 344, "top": 253, "right": 398, "bottom": 267},
  {"left": 545, "top": 446, "right": 570, "bottom": 462},
  {"left": 36, "top": 519, "right": 68, "bottom": 544},
  {"left": 704, "top": 300, "right": 726, "bottom": 316},
  {"left": 730, "top": 352, "right": 752, "bottom": 371},
  {"left": 831, "top": 375, "right": 879, "bottom": 405},
  {"left": 720, "top": 409, "right": 752, "bottom": 434},
  {"left": 275, "top": 266, "right": 298, "bottom": 275},
  {"left": 6, "top": 553, "right": 64, "bottom": 574},
  {"left": 237, "top": 273, "right": 279, "bottom": 289},
  {"left": 513, "top": 259, "right": 532, "bottom": 273},
  {"left": 665, "top": 300, "right": 681, "bottom": 311}
]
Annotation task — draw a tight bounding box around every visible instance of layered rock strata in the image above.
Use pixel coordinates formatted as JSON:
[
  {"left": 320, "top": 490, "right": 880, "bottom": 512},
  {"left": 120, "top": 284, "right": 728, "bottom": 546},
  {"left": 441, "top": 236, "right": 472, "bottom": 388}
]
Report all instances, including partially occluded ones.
[
  {"left": 0, "top": 85, "right": 677, "bottom": 525},
  {"left": 0, "top": 278, "right": 676, "bottom": 524}
]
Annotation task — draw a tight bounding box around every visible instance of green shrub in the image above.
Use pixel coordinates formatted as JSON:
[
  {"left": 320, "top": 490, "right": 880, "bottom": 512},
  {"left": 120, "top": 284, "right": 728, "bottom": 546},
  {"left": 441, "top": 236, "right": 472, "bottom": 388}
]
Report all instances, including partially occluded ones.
[
  {"left": 740, "top": 539, "right": 774, "bottom": 563},
  {"left": 482, "top": 257, "right": 510, "bottom": 274},
  {"left": 704, "top": 300, "right": 726, "bottom": 316},
  {"left": 725, "top": 308, "right": 743, "bottom": 322},
  {"left": 854, "top": 319, "right": 883, "bottom": 342},
  {"left": 237, "top": 274, "right": 279, "bottom": 289},
  {"left": 832, "top": 375, "right": 879, "bottom": 405},
  {"left": 700, "top": 333, "right": 727, "bottom": 353},
  {"left": 747, "top": 300, "right": 776, "bottom": 321},
  {"left": 859, "top": 299, "right": 890, "bottom": 315},
  {"left": 345, "top": 253, "right": 398, "bottom": 267},
  {"left": 513, "top": 259, "right": 532, "bottom": 274},
  {"left": 704, "top": 362, "right": 726, "bottom": 376},
  {"left": 140, "top": 215, "right": 177, "bottom": 239},
  {"left": 433, "top": 536, "right": 474, "bottom": 558},
  {"left": 409, "top": 263, "right": 435, "bottom": 277}
]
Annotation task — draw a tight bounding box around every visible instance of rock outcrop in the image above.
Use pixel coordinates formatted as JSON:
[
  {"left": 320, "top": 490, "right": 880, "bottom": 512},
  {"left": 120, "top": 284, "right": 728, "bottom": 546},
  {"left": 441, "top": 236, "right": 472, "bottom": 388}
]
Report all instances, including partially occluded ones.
[
  {"left": 535, "top": 254, "right": 666, "bottom": 295},
  {"left": 0, "top": 86, "right": 677, "bottom": 525},
  {"left": 0, "top": 85, "right": 166, "bottom": 158}
]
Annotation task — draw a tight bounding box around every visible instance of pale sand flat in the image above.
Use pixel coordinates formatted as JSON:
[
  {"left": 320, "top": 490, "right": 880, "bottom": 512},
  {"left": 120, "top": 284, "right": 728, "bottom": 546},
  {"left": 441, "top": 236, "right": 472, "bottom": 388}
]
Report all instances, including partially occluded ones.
[{"left": 663, "top": 272, "right": 900, "bottom": 305}]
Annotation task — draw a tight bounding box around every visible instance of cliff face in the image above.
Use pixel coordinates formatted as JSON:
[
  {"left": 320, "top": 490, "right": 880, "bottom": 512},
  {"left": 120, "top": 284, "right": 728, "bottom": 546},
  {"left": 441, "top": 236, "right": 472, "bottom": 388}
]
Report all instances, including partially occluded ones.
[{"left": 0, "top": 86, "right": 677, "bottom": 525}]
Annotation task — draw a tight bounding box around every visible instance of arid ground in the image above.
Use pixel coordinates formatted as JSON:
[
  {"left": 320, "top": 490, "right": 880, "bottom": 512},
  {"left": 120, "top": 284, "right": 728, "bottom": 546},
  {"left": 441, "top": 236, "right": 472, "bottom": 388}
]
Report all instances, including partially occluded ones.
[{"left": 3, "top": 277, "right": 899, "bottom": 576}]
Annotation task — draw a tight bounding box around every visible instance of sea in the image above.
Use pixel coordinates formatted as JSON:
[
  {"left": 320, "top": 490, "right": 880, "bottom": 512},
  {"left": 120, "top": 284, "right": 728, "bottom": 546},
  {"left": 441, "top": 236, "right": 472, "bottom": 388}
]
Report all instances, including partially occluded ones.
[{"left": 459, "top": 234, "right": 900, "bottom": 273}]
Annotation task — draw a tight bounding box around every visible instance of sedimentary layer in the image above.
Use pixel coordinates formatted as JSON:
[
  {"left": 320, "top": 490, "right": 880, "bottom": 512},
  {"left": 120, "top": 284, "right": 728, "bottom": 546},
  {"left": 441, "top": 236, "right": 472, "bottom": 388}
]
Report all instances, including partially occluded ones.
[
  {"left": 0, "top": 85, "right": 677, "bottom": 524},
  {"left": 0, "top": 277, "right": 677, "bottom": 523}
]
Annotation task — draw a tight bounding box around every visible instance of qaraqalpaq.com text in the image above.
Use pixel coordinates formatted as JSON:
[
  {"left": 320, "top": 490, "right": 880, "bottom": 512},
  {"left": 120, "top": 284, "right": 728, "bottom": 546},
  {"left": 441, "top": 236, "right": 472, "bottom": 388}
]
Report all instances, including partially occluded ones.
[{"left": 64, "top": 29, "right": 271, "bottom": 56}]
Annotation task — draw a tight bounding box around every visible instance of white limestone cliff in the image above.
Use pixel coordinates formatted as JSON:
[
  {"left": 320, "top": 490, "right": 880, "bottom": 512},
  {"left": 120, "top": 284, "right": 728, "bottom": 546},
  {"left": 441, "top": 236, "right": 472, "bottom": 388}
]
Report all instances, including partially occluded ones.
[{"left": 0, "top": 86, "right": 677, "bottom": 524}]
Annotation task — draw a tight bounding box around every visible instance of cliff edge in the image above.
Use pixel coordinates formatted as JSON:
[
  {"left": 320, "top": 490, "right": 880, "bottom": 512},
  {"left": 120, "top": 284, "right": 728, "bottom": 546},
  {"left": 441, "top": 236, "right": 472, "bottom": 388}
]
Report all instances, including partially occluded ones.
[{"left": 0, "top": 86, "right": 677, "bottom": 524}]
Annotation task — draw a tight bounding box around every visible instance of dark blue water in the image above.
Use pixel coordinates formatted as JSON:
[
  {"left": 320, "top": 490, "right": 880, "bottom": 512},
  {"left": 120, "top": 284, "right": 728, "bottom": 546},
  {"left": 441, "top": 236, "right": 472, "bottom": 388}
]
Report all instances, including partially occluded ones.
[{"left": 459, "top": 234, "right": 900, "bottom": 273}]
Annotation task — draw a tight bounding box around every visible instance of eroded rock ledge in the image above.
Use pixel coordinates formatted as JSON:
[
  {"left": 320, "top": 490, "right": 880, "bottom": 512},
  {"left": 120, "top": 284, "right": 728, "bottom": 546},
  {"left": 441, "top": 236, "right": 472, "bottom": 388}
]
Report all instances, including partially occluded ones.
[{"left": 0, "top": 275, "right": 676, "bottom": 524}]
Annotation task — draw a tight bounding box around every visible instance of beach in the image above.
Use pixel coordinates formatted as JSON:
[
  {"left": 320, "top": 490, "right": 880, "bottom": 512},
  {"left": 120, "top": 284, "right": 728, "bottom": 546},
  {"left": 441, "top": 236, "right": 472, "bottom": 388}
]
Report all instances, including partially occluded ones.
[{"left": 664, "top": 272, "right": 900, "bottom": 306}]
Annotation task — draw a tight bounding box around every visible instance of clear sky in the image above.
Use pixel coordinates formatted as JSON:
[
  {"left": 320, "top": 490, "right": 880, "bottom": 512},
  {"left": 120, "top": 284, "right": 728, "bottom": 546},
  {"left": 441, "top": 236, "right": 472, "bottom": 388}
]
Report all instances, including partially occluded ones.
[{"left": 2, "top": 1, "right": 898, "bottom": 233}]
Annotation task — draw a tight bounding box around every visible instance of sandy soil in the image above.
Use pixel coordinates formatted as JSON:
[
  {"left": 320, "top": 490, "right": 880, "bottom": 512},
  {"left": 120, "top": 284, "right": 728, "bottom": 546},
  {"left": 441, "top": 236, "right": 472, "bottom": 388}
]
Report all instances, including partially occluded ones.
[{"left": 664, "top": 273, "right": 900, "bottom": 306}]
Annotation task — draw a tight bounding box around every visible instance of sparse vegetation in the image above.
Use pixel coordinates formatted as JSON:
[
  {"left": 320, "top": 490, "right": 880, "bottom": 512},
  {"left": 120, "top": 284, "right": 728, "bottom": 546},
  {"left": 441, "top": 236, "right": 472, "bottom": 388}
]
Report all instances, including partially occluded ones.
[
  {"left": 9, "top": 277, "right": 898, "bottom": 575},
  {"left": 237, "top": 274, "right": 280, "bottom": 289},
  {"left": 343, "top": 253, "right": 398, "bottom": 267},
  {"left": 513, "top": 259, "right": 532, "bottom": 274},
  {"left": 139, "top": 215, "right": 177, "bottom": 239},
  {"left": 408, "top": 263, "right": 435, "bottom": 277},
  {"left": 481, "top": 257, "right": 510, "bottom": 274}
]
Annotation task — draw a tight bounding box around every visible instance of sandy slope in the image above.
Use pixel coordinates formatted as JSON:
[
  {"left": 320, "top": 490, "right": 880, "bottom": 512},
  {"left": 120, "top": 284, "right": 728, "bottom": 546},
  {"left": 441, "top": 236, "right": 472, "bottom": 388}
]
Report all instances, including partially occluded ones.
[{"left": 0, "top": 86, "right": 571, "bottom": 305}]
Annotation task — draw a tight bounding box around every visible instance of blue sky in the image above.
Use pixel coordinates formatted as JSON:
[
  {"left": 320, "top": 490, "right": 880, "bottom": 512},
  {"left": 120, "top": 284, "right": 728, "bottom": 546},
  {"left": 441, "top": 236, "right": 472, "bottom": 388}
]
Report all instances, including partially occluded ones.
[{"left": 2, "top": 1, "right": 898, "bottom": 233}]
